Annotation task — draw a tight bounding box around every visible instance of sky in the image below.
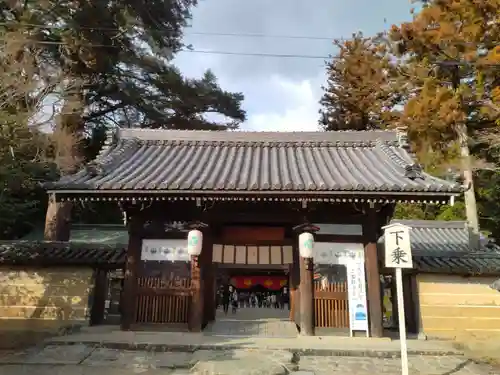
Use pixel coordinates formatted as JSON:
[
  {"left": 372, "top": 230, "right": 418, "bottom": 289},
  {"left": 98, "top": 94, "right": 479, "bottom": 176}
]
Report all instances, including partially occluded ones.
[{"left": 173, "top": 0, "right": 414, "bottom": 132}]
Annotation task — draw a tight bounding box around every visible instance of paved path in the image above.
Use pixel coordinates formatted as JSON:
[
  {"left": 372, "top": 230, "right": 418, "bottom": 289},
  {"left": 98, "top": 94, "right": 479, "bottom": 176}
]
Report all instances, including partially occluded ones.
[
  {"left": 0, "top": 346, "right": 497, "bottom": 375},
  {"left": 204, "top": 307, "right": 298, "bottom": 338}
]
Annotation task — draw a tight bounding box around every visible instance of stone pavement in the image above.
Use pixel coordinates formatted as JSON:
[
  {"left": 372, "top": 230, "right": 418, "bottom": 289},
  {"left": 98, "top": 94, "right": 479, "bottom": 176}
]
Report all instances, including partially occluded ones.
[
  {"left": 10, "top": 307, "right": 490, "bottom": 374},
  {"left": 44, "top": 325, "right": 465, "bottom": 356},
  {"left": 0, "top": 345, "right": 498, "bottom": 375},
  {"left": 204, "top": 307, "right": 298, "bottom": 338}
]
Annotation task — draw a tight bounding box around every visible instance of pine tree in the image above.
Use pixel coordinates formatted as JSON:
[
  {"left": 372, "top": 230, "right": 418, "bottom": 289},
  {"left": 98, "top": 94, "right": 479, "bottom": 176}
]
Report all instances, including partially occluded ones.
[
  {"left": 319, "top": 32, "right": 405, "bottom": 130},
  {"left": 1, "top": 1, "right": 247, "bottom": 240}
]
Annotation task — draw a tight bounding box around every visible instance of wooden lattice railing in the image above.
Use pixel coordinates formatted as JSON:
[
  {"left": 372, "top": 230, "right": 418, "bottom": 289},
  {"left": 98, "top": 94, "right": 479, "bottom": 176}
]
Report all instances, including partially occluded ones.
[
  {"left": 135, "top": 277, "right": 192, "bottom": 324},
  {"left": 314, "top": 282, "right": 349, "bottom": 328}
]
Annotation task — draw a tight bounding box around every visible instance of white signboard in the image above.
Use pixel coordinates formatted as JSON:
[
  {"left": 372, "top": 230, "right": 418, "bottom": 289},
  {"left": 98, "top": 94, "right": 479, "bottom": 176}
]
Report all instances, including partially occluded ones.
[
  {"left": 384, "top": 223, "right": 413, "bottom": 269},
  {"left": 315, "top": 242, "right": 369, "bottom": 336},
  {"left": 141, "top": 239, "right": 190, "bottom": 262},
  {"left": 314, "top": 242, "right": 364, "bottom": 265},
  {"left": 347, "top": 259, "right": 369, "bottom": 334}
]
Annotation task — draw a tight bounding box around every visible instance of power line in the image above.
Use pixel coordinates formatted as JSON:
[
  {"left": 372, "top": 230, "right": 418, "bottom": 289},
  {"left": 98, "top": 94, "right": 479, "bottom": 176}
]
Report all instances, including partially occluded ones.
[
  {"left": 179, "top": 49, "right": 329, "bottom": 59},
  {"left": 0, "top": 21, "right": 336, "bottom": 41},
  {"left": 20, "top": 40, "right": 331, "bottom": 59}
]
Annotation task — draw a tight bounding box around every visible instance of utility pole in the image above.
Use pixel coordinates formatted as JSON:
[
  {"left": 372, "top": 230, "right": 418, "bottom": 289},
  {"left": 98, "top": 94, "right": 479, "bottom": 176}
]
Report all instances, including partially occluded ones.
[{"left": 450, "top": 64, "right": 480, "bottom": 241}]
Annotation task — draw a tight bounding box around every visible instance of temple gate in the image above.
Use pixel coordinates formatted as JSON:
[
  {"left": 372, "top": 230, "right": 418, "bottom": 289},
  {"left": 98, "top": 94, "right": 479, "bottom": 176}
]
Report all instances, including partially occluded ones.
[{"left": 45, "top": 128, "right": 462, "bottom": 336}]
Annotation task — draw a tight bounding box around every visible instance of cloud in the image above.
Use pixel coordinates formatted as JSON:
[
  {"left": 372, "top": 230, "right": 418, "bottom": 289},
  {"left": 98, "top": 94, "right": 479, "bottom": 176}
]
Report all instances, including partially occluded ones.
[
  {"left": 174, "top": 51, "right": 324, "bottom": 131},
  {"left": 245, "top": 75, "right": 322, "bottom": 131}
]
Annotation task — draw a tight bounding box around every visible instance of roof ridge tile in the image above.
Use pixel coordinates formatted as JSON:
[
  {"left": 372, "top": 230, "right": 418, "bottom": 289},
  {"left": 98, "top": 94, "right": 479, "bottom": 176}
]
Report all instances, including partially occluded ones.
[{"left": 117, "top": 128, "right": 402, "bottom": 145}]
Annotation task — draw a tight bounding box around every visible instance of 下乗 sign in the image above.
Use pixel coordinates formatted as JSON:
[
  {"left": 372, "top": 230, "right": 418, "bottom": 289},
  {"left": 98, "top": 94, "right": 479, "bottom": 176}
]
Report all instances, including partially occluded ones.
[{"left": 383, "top": 223, "right": 413, "bottom": 269}]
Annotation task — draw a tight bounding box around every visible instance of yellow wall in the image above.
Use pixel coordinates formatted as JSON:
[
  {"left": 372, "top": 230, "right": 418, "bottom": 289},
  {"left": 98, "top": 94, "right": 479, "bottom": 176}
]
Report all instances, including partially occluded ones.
[
  {"left": 0, "top": 267, "right": 94, "bottom": 331},
  {"left": 417, "top": 274, "right": 500, "bottom": 339}
]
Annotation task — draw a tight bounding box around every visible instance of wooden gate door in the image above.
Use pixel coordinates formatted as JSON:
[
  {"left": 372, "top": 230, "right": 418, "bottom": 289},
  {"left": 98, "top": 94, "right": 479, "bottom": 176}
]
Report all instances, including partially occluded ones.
[
  {"left": 135, "top": 277, "right": 192, "bottom": 325},
  {"left": 314, "top": 282, "right": 349, "bottom": 328}
]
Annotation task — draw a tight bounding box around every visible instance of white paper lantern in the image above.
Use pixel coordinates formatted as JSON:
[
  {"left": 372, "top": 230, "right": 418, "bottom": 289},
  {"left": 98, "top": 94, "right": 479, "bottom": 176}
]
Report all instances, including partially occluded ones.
[
  {"left": 187, "top": 229, "right": 203, "bottom": 256},
  {"left": 298, "top": 231, "right": 314, "bottom": 258}
]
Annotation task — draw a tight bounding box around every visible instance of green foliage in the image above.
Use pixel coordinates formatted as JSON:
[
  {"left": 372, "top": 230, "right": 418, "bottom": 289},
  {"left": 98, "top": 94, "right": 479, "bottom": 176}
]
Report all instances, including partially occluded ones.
[
  {"left": 475, "top": 171, "right": 500, "bottom": 239},
  {"left": 0, "top": 120, "right": 58, "bottom": 239},
  {"left": 393, "top": 202, "right": 466, "bottom": 221},
  {"left": 435, "top": 202, "right": 467, "bottom": 221}
]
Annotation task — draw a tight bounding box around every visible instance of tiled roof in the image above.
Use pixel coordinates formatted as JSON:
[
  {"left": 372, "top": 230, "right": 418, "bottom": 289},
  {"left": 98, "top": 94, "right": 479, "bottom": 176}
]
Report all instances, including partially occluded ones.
[
  {"left": 46, "top": 128, "right": 462, "bottom": 197},
  {"left": 387, "top": 220, "right": 474, "bottom": 254},
  {"left": 379, "top": 220, "right": 500, "bottom": 276},
  {"left": 20, "top": 223, "right": 188, "bottom": 244},
  {"left": 413, "top": 254, "right": 500, "bottom": 276},
  {"left": 21, "top": 224, "right": 129, "bottom": 244},
  {"left": 0, "top": 241, "right": 126, "bottom": 266}
]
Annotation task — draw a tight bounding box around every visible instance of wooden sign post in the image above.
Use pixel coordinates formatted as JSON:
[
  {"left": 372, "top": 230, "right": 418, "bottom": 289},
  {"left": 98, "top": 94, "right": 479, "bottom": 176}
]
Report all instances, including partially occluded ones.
[{"left": 383, "top": 223, "right": 413, "bottom": 375}]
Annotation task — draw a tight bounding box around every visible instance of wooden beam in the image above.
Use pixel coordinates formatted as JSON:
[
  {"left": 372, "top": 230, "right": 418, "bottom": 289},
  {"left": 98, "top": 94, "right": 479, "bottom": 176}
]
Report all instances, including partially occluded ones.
[
  {"left": 216, "top": 264, "right": 289, "bottom": 270},
  {"left": 315, "top": 234, "right": 364, "bottom": 243},
  {"left": 137, "top": 201, "right": 366, "bottom": 225},
  {"left": 363, "top": 205, "right": 384, "bottom": 338}
]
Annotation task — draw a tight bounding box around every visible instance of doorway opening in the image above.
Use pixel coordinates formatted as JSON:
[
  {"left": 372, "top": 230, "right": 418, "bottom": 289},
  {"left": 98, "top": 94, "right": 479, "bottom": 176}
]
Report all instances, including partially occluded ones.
[{"left": 206, "top": 267, "right": 297, "bottom": 337}]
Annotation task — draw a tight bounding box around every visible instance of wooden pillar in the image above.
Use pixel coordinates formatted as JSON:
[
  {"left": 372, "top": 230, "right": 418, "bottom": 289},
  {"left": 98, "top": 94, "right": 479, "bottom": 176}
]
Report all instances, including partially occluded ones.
[
  {"left": 90, "top": 269, "right": 108, "bottom": 326},
  {"left": 363, "top": 205, "right": 384, "bottom": 337},
  {"left": 209, "top": 264, "right": 217, "bottom": 321},
  {"left": 411, "top": 275, "right": 423, "bottom": 336},
  {"left": 403, "top": 274, "right": 418, "bottom": 334},
  {"left": 391, "top": 273, "right": 417, "bottom": 333},
  {"left": 299, "top": 256, "right": 315, "bottom": 336},
  {"left": 290, "top": 243, "right": 300, "bottom": 323},
  {"left": 391, "top": 273, "right": 398, "bottom": 327},
  {"left": 121, "top": 214, "right": 143, "bottom": 330},
  {"left": 202, "top": 230, "right": 215, "bottom": 326},
  {"left": 189, "top": 254, "right": 203, "bottom": 332}
]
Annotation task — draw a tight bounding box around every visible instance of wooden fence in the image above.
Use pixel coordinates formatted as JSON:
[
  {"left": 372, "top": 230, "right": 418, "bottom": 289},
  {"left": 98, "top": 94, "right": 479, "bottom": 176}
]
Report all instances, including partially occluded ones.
[
  {"left": 135, "top": 277, "right": 192, "bottom": 324},
  {"left": 314, "top": 282, "right": 349, "bottom": 328}
]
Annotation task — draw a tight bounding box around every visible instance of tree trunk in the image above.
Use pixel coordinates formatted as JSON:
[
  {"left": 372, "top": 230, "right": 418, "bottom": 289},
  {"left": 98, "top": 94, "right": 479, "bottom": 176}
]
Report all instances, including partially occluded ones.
[
  {"left": 43, "top": 80, "right": 85, "bottom": 241},
  {"left": 44, "top": 194, "right": 72, "bottom": 241},
  {"left": 450, "top": 66, "right": 479, "bottom": 244},
  {"left": 457, "top": 122, "right": 480, "bottom": 249}
]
